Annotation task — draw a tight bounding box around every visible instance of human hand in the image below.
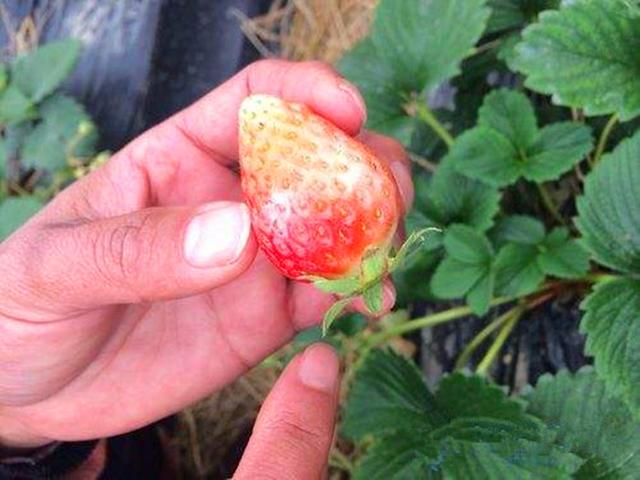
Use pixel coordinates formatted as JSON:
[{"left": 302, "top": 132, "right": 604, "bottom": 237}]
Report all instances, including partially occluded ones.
[{"left": 0, "top": 60, "right": 413, "bottom": 451}]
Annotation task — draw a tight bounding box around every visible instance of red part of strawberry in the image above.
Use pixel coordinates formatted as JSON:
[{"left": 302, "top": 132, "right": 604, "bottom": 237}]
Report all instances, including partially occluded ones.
[{"left": 239, "top": 94, "right": 401, "bottom": 280}]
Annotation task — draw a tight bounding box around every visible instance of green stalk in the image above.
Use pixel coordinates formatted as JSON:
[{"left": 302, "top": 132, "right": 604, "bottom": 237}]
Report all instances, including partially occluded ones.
[
  {"left": 454, "top": 307, "right": 519, "bottom": 370},
  {"left": 364, "top": 296, "right": 515, "bottom": 349},
  {"left": 583, "top": 272, "right": 618, "bottom": 284},
  {"left": 414, "top": 102, "right": 455, "bottom": 148},
  {"left": 592, "top": 114, "right": 619, "bottom": 167},
  {"left": 476, "top": 306, "right": 525, "bottom": 375},
  {"left": 536, "top": 183, "right": 565, "bottom": 225}
]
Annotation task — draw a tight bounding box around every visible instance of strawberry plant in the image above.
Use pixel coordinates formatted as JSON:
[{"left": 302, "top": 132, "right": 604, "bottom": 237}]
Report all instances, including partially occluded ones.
[
  {"left": 279, "top": 0, "right": 640, "bottom": 477},
  {"left": 0, "top": 38, "right": 105, "bottom": 240}
]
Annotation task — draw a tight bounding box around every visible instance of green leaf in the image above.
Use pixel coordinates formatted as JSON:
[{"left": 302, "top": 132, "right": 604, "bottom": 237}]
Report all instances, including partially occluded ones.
[
  {"left": 0, "top": 84, "right": 37, "bottom": 124},
  {"left": 527, "top": 368, "right": 640, "bottom": 479},
  {"left": 363, "top": 281, "right": 384, "bottom": 315},
  {"left": 451, "top": 89, "right": 592, "bottom": 186},
  {"left": 339, "top": 0, "right": 490, "bottom": 144},
  {"left": 478, "top": 88, "right": 537, "bottom": 148},
  {"left": 537, "top": 227, "right": 590, "bottom": 279},
  {"left": 322, "top": 297, "right": 352, "bottom": 336},
  {"left": 0, "top": 196, "right": 43, "bottom": 240},
  {"left": 411, "top": 159, "right": 501, "bottom": 238},
  {"left": 491, "top": 215, "right": 546, "bottom": 247},
  {"left": 1, "top": 124, "right": 29, "bottom": 182},
  {"left": 625, "top": 0, "right": 640, "bottom": 17},
  {"left": 432, "top": 225, "right": 495, "bottom": 314},
  {"left": 348, "top": 352, "right": 582, "bottom": 479},
  {"left": 342, "top": 349, "right": 438, "bottom": 440},
  {"left": 292, "top": 327, "right": 324, "bottom": 349},
  {"left": 487, "top": 0, "right": 560, "bottom": 33},
  {"left": 313, "top": 277, "right": 360, "bottom": 295},
  {"left": 432, "top": 257, "right": 488, "bottom": 299},
  {"left": 0, "top": 64, "right": 8, "bottom": 93},
  {"left": 496, "top": 32, "right": 522, "bottom": 70},
  {"left": 576, "top": 131, "right": 640, "bottom": 274},
  {"left": 444, "top": 224, "right": 493, "bottom": 263},
  {"left": 524, "top": 122, "right": 594, "bottom": 182},
  {"left": 494, "top": 224, "right": 588, "bottom": 292},
  {"left": 353, "top": 431, "right": 435, "bottom": 480},
  {"left": 372, "top": 0, "right": 490, "bottom": 91},
  {"left": 0, "top": 139, "right": 6, "bottom": 181},
  {"left": 495, "top": 243, "right": 545, "bottom": 296},
  {"left": 338, "top": 39, "right": 415, "bottom": 144},
  {"left": 21, "top": 94, "right": 96, "bottom": 171},
  {"left": 624, "top": 0, "right": 640, "bottom": 17},
  {"left": 11, "top": 39, "right": 81, "bottom": 103},
  {"left": 435, "top": 438, "right": 581, "bottom": 479},
  {"left": 356, "top": 434, "right": 580, "bottom": 480},
  {"left": 362, "top": 248, "right": 388, "bottom": 284},
  {"left": 435, "top": 373, "right": 540, "bottom": 433},
  {"left": 513, "top": 0, "right": 640, "bottom": 120},
  {"left": 466, "top": 272, "right": 496, "bottom": 316},
  {"left": 581, "top": 278, "right": 640, "bottom": 417},
  {"left": 493, "top": 223, "right": 589, "bottom": 292},
  {"left": 450, "top": 126, "right": 521, "bottom": 186},
  {"left": 331, "top": 313, "right": 367, "bottom": 337}
]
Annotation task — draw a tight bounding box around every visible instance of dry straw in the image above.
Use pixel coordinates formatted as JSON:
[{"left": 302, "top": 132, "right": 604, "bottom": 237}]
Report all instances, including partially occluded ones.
[{"left": 231, "top": 0, "right": 378, "bottom": 63}]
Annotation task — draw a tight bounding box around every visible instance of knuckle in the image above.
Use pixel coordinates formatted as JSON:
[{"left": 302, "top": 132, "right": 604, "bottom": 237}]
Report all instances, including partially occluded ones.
[
  {"left": 90, "top": 213, "right": 155, "bottom": 287},
  {"left": 125, "top": 133, "right": 179, "bottom": 189},
  {"left": 261, "top": 409, "right": 327, "bottom": 455}
]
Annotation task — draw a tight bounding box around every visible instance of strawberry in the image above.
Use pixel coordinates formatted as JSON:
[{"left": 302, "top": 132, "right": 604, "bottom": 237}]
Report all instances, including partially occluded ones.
[{"left": 238, "top": 94, "right": 401, "bottom": 283}]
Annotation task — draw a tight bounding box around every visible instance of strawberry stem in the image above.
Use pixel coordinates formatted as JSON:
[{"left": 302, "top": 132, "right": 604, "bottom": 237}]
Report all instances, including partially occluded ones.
[
  {"left": 454, "top": 306, "right": 520, "bottom": 370},
  {"left": 414, "top": 102, "right": 455, "bottom": 148},
  {"left": 592, "top": 113, "right": 619, "bottom": 167},
  {"left": 475, "top": 305, "right": 525, "bottom": 375},
  {"left": 363, "top": 295, "right": 516, "bottom": 350}
]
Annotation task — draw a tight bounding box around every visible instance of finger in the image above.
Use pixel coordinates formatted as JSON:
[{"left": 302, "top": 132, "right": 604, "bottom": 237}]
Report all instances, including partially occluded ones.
[
  {"left": 359, "top": 131, "right": 414, "bottom": 213},
  {"left": 2, "top": 202, "right": 257, "bottom": 319},
  {"left": 42, "top": 60, "right": 367, "bottom": 225},
  {"left": 176, "top": 59, "right": 367, "bottom": 164},
  {"left": 234, "top": 343, "right": 340, "bottom": 480}
]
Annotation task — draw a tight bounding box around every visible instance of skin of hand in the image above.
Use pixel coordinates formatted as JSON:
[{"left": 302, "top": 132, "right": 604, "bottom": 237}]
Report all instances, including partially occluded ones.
[{"left": 0, "top": 60, "right": 413, "bottom": 475}]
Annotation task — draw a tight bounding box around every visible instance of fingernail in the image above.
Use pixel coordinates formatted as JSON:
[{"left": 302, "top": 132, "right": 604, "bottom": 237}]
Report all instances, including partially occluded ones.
[
  {"left": 338, "top": 81, "right": 367, "bottom": 126},
  {"left": 299, "top": 343, "right": 339, "bottom": 393},
  {"left": 184, "top": 202, "right": 251, "bottom": 268}
]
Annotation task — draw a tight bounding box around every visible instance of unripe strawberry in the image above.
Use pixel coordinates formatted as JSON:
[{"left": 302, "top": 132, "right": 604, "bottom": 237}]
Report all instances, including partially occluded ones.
[{"left": 238, "top": 94, "right": 401, "bottom": 281}]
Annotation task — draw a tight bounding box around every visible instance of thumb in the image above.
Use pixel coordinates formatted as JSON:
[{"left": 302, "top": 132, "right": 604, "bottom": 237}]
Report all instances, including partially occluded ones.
[
  {"left": 2, "top": 201, "right": 256, "bottom": 319},
  {"left": 234, "top": 343, "right": 340, "bottom": 480}
]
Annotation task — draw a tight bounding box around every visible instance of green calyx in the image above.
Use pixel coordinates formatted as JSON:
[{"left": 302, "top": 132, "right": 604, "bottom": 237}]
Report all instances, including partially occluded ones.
[{"left": 312, "top": 227, "right": 441, "bottom": 335}]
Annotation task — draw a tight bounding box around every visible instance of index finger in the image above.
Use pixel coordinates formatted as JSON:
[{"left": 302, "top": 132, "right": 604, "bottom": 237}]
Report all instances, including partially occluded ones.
[
  {"left": 37, "top": 60, "right": 368, "bottom": 222},
  {"left": 174, "top": 59, "right": 368, "bottom": 165}
]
